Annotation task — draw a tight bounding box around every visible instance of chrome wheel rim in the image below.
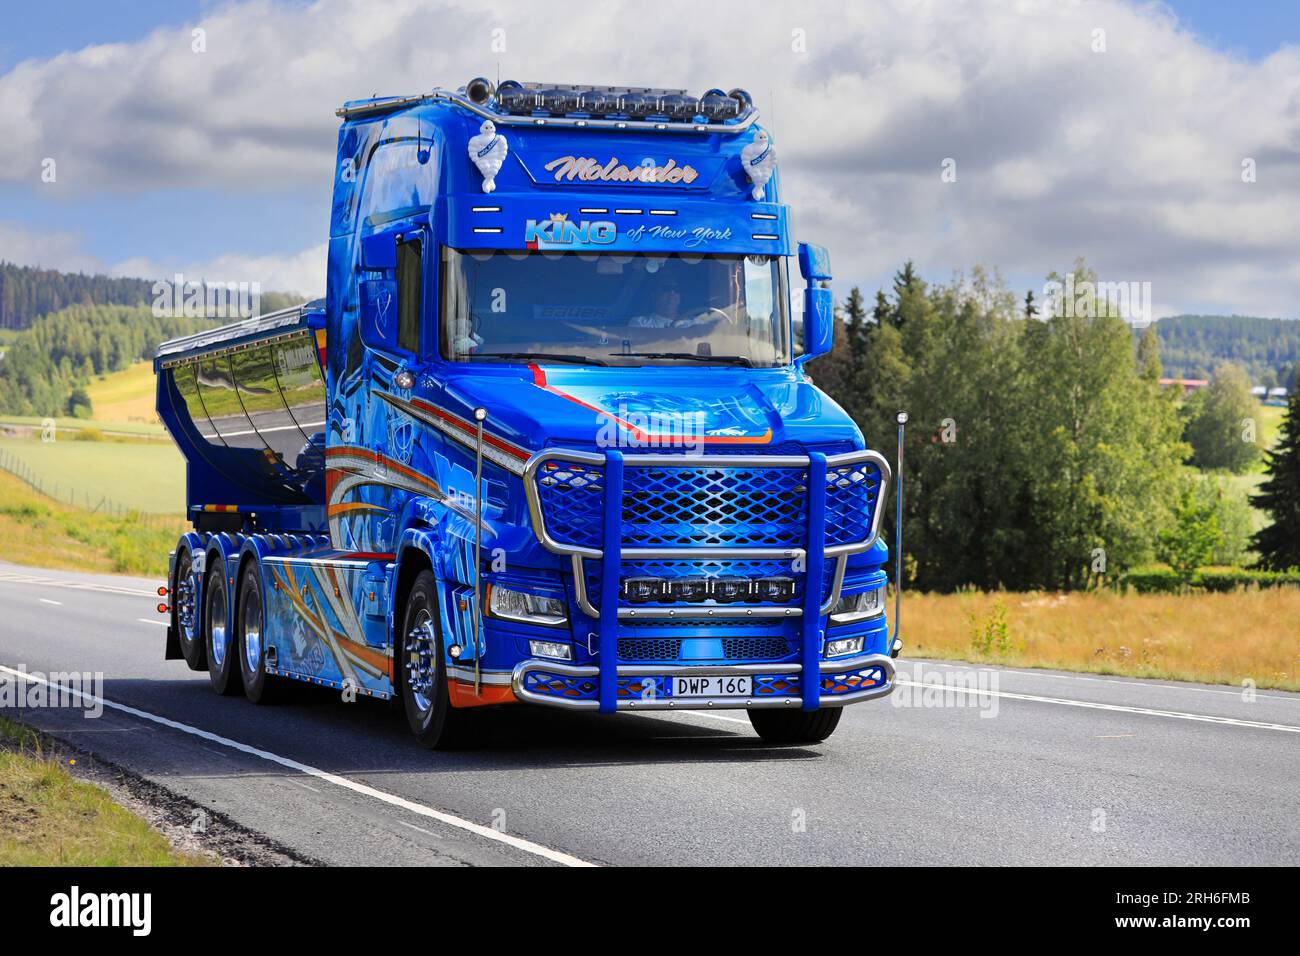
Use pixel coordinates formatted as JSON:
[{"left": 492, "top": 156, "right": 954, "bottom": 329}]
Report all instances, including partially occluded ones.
[
  {"left": 243, "top": 591, "right": 262, "bottom": 674},
  {"left": 176, "top": 573, "right": 197, "bottom": 638},
  {"left": 210, "top": 581, "right": 228, "bottom": 668},
  {"left": 406, "top": 611, "right": 436, "bottom": 715}
]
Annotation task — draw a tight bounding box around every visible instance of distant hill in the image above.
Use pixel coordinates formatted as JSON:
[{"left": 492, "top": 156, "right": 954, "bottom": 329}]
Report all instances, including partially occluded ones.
[
  {"left": 0, "top": 263, "right": 311, "bottom": 417},
  {"left": 1147, "top": 314, "right": 1300, "bottom": 387},
  {"left": 0, "top": 262, "right": 152, "bottom": 330},
  {"left": 0, "top": 261, "right": 309, "bottom": 331}
]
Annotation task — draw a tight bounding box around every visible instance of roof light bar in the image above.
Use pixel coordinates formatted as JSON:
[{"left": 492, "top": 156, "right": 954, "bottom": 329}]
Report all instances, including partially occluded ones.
[{"left": 395, "top": 79, "right": 760, "bottom": 133}]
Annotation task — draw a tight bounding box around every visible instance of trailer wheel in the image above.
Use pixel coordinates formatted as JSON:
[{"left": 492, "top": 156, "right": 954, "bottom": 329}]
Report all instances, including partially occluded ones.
[
  {"left": 237, "top": 562, "right": 280, "bottom": 704},
  {"left": 399, "top": 570, "right": 470, "bottom": 749},
  {"left": 748, "top": 707, "right": 842, "bottom": 744},
  {"left": 172, "top": 545, "right": 206, "bottom": 671},
  {"left": 203, "top": 560, "right": 241, "bottom": 696}
]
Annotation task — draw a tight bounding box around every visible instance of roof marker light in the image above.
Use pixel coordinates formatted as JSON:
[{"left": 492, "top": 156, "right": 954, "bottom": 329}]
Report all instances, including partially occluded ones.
[
  {"left": 751, "top": 212, "right": 778, "bottom": 220},
  {"left": 615, "top": 208, "right": 643, "bottom": 215},
  {"left": 648, "top": 209, "right": 676, "bottom": 216},
  {"left": 752, "top": 233, "right": 779, "bottom": 240},
  {"left": 472, "top": 206, "right": 501, "bottom": 213},
  {"left": 473, "top": 227, "right": 503, "bottom": 234},
  {"left": 580, "top": 207, "right": 608, "bottom": 214}
]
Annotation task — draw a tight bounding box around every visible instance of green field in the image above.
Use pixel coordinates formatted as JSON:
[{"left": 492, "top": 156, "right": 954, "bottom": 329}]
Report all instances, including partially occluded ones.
[{"left": 0, "top": 435, "right": 185, "bottom": 513}]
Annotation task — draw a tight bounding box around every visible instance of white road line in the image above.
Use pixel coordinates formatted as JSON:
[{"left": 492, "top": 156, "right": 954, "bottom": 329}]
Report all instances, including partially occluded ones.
[
  {"left": 900, "top": 660, "right": 1300, "bottom": 703},
  {"left": 894, "top": 679, "right": 1300, "bottom": 734},
  {"left": 137, "top": 618, "right": 169, "bottom": 627},
  {"left": 0, "top": 664, "right": 594, "bottom": 867},
  {"left": 0, "top": 572, "right": 156, "bottom": 598},
  {"left": 39, "top": 598, "right": 62, "bottom": 606}
]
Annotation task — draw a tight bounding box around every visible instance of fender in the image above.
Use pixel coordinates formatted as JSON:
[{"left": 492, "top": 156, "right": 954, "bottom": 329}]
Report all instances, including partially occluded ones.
[{"left": 392, "top": 496, "right": 489, "bottom": 655}]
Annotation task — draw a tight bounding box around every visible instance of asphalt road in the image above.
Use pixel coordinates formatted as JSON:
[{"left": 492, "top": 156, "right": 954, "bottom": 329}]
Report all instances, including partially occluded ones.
[{"left": 0, "top": 560, "right": 1296, "bottom": 866}]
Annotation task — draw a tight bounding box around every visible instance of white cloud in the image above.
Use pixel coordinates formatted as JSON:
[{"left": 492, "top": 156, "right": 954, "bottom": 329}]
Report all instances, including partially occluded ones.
[
  {"left": 0, "top": 220, "right": 325, "bottom": 296},
  {"left": 0, "top": 222, "right": 103, "bottom": 273},
  {"left": 1, "top": 0, "right": 1298, "bottom": 316}
]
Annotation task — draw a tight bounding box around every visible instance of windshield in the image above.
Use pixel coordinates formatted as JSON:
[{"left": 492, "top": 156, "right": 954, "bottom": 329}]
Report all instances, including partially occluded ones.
[{"left": 441, "top": 249, "right": 790, "bottom": 367}]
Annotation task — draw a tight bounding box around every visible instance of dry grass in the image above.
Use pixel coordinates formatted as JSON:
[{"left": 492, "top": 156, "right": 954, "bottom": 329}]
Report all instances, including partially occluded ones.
[
  {"left": 903, "top": 588, "right": 1300, "bottom": 691},
  {"left": 84, "top": 361, "right": 160, "bottom": 426}
]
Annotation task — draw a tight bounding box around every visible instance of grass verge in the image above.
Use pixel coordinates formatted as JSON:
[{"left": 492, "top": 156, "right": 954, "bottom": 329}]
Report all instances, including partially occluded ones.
[
  {"left": 0, "top": 470, "right": 184, "bottom": 577},
  {"left": 905, "top": 588, "right": 1300, "bottom": 691},
  {"left": 0, "top": 717, "right": 208, "bottom": 866}
]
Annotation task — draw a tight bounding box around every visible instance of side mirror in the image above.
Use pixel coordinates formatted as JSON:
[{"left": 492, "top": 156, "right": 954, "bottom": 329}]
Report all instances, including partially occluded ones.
[
  {"left": 360, "top": 231, "right": 398, "bottom": 271},
  {"left": 797, "top": 242, "right": 833, "bottom": 362}
]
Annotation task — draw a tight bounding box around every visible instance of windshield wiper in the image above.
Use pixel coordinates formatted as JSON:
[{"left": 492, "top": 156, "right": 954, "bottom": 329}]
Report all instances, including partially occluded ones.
[
  {"left": 616, "top": 351, "right": 754, "bottom": 367},
  {"left": 470, "top": 352, "right": 608, "bottom": 366}
]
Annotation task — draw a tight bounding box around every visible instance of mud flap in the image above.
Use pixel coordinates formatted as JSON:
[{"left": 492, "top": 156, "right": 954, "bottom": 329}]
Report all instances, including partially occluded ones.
[{"left": 165, "top": 623, "right": 182, "bottom": 660}]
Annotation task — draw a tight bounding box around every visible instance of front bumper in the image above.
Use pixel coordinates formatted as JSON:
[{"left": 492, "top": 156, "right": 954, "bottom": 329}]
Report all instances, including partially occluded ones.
[{"left": 511, "top": 652, "right": 895, "bottom": 712}]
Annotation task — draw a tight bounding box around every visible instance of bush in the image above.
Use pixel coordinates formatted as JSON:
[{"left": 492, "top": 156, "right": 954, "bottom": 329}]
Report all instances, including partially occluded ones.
[
  {"left": 1120, "top": 567, "right": 1300, "bottom": 593},
  {"left": 1195, "top": 569, "right": 1300, "bottom": 592},
  {"left": 1118, "top": 569, "right": 1183, "bottom": 593}
]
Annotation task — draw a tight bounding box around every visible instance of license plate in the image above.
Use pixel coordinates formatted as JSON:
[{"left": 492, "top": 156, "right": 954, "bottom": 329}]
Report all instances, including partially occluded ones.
[{"left": 672, "top": 676, "right": 751, "bottom": 698}]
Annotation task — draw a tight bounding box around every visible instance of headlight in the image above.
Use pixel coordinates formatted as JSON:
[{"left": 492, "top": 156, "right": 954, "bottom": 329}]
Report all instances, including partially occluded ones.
[
  {"left": 487, "top": 585, "right": 568, "bottom": 627},
  {"left": 825, "top": 635, "right": 864, "bottom": 658},
  {"left": 528, "top": 640, "right": 572, "bottom": 661},
  {"left": 828, "top": 587, "right": 885, "bottom": 626}
]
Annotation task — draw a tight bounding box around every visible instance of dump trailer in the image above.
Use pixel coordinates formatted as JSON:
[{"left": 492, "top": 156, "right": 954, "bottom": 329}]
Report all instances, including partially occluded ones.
[{"left": 156, "top": 77, "right": 898, "bottom": 747}]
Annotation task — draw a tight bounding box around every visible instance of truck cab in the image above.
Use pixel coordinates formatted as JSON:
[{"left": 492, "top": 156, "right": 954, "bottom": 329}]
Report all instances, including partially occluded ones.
[{"left": 155, "top": 78, "right": 895, "bottom": 747}]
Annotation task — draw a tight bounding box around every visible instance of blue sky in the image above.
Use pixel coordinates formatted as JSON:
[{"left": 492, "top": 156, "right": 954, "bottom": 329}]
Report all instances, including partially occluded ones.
[{"left": 1, "top": 0, "right": 1297, "bottom": 315}]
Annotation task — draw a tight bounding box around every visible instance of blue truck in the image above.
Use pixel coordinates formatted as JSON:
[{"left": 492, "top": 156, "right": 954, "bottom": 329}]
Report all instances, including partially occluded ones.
[{"left": 155, "top": 78, "right": 898, "bottom": 748}]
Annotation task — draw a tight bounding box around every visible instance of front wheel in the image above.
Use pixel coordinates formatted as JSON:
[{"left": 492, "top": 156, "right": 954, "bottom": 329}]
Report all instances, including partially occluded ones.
[
  {"left": 204, "top": 560, "right": 241, "bottom": 696},
  {"left": 748, "top": 707, "right": 842, "bottom": 744},
  {"left": 399, "top": 570, "right": 470, "bottom": 749}
]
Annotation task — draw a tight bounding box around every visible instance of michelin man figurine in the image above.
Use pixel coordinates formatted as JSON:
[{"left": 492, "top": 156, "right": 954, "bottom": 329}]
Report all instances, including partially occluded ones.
[
  {"left": 467, "top": 120, "right": 508, "bottom": 193},
  {"left": 740, "top": 129, "right": 776, "bottom": 200}
]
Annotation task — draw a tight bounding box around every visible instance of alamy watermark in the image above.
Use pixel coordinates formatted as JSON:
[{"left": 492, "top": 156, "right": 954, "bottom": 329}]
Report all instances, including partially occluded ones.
[
  {"left": 595, "top": 406, "right": 706, "bottom": 452},
  {"left": 890, "top": 662, "right": 1000, "bottom": 717},
  {"left": 1042, "top": 273, "right": 1153, "bottom": 328},
  {"left": 152, "top": 273, "right": 261, "bottom": 319},
  {"left": 0, "top": 668, "right": 104, "bottom": 718}
]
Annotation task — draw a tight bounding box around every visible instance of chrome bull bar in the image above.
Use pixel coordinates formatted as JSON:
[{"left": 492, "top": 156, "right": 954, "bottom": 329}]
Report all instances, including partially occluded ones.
[
  {"left": 511, "top": 653, "right": 896, "bottom": 712},
  {"left": 522, "top": 448, "right": 892, "bottom": 714}
]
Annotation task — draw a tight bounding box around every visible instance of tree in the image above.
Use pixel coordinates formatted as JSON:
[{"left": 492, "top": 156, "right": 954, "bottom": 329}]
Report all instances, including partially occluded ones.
[
  {"left": 1136, "top": 325, "right": 1162, "bottom": 382},
  {"left": 1250, "top": 368, "right": 1300, "bottom": 570},
  {"left": 1182, "top": 362, "right": 1260, "bottom": 473},
  {"left": 1016, "top": 262, "right": 1186, "bottom": 589},
  {"left": 1158, "top": 487, "right": 1221, "bottom": 585}
]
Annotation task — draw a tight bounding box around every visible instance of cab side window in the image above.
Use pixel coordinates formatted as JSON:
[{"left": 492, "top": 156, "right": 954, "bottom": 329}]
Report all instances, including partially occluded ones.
[{"left": 396, "top": 237, "right": 423, "bottom": 355}]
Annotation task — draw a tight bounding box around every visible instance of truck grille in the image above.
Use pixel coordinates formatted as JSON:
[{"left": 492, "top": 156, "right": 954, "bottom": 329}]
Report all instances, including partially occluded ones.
[
  {"left": 623, "top": 465, "right": 806, "bottom": 548},
  {"left": 616, "top": 635, "right": 793, "bottom": 662},
  {"left": 535, "top": 458, "right": 881, "bottom": 552}
]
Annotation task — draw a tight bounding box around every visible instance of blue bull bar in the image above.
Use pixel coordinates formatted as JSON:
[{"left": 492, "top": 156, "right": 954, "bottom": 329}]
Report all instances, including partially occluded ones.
[{"left": 520, "top": 447, "right": 892, "bottom": 713}]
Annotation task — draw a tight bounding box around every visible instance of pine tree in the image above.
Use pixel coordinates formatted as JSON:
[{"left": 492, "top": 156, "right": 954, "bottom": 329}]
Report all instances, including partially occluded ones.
[{"left": 1250, "top": 367, "right": 1300, "bottom": 570}]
